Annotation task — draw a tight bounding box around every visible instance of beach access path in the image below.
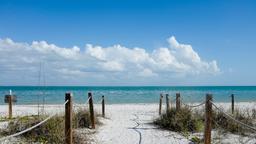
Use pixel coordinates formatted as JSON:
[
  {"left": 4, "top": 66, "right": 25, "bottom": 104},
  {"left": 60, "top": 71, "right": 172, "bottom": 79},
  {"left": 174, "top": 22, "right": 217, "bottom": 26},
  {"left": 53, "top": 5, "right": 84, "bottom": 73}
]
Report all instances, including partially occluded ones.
[
  {"left": 93, "top": 104, "right": 191, "bottom": 144},
  {"left": 93, "top": 102, "right": 256, "bottom": 144}
]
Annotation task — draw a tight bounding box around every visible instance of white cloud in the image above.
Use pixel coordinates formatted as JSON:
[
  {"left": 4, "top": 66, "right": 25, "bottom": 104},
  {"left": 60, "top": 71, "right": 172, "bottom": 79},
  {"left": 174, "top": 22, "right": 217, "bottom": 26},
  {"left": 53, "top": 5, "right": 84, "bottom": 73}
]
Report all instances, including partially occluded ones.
[
  {"left": 101, "top": 61, "right": 124, "bottom": 72},
  {"left": 139, "top": 68, "right": 158, "bottom": 77},
  {"left": 32, "top": 41, "right": 80, "bottom": 59},
  {"left": 0, "top": 36, "right": 220, "bottom": 85}
]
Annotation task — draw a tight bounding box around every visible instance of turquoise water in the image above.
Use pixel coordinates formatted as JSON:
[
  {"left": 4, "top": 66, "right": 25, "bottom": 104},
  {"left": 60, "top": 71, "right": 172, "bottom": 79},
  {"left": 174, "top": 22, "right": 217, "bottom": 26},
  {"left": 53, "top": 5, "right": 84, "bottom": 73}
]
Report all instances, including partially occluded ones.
[{"left": 0, "top": 86, "right": 256, "bottom": 104}]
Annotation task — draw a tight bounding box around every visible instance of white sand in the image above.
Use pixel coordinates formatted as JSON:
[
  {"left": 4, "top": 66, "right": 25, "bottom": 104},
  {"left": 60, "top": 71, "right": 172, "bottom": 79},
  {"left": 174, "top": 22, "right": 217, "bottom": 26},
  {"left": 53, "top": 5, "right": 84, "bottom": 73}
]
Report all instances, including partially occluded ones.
[
  {"left": 92, "top": 102, "right": 256, "bottom": 144},
  {"left": 0, "top": 102, "right": 255, "bottom": 144},
  {"left": 93, "top": 104, "right": 190, "bottom": 144}
]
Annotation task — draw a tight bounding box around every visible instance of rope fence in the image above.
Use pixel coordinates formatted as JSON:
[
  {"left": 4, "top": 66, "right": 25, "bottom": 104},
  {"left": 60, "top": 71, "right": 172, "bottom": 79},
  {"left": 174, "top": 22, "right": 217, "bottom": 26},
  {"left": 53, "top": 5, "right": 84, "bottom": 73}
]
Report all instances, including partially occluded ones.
[
  {"left": 0, "top": 92, "right": 106, "bottom": 144},
  {"left": 181, "top": 100, "right": 206, "bottom": 108},
  {"left": 158, "top": 93, "right": 256, "bottom": 144},
  {"left": 0, "top": 100, "right": 69, "bottom": 142},
  {"left": 210, "top": 100, "right": 256, "bottom": 132},
  {"left": 74, "top": 96, "right": 91, "bottom": 108}
]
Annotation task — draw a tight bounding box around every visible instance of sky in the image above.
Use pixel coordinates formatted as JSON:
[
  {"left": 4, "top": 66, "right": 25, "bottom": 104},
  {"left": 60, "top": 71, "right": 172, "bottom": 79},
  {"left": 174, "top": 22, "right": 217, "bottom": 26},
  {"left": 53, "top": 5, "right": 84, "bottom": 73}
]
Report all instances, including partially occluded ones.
[{"left": 0, "top": 0, "right": 256, "bottom": 86}]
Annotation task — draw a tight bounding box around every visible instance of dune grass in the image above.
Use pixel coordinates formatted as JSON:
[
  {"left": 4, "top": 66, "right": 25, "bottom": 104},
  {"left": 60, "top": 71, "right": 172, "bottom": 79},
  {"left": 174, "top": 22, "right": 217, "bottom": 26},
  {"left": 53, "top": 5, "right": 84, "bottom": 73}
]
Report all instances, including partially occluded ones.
[
  {"left": 154, "top": 107, "right": 256, "bottom": 143},
  {"left": 212, "top": 108, "right": 256, "bottom": 135},
  {"left": 154, "top": 107, "right": 204, "bottom": 133},
  {"left": 0, "top": 109, "right": 99, "bottom": 143}
]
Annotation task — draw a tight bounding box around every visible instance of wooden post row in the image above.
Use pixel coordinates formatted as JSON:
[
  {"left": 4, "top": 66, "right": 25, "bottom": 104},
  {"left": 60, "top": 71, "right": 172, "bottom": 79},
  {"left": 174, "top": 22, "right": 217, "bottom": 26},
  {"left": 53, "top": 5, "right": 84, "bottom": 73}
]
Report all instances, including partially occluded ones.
[
  {"left": 88, "top": 92, "right": 95, "bottom": 129},
  {"left": 102, "top": 95, "right": 105, "bottom": 117},
  {"left": 176, "top": 93, "right": 181, "bottom": 111},
  {"left": 65, "top": 93, "right": 73, "bottom": 144},
  {"left": 204, "top": 94, "right": 212, "bottom": 144},
  {"left": 231, "top": 94, "right": 234, "bottom": 114},
  {"left": 159, "top": 94, "right": 163, "bottom": 115},
  {"left": 166, "top": 94, "right": 170, "bottom": 113}
]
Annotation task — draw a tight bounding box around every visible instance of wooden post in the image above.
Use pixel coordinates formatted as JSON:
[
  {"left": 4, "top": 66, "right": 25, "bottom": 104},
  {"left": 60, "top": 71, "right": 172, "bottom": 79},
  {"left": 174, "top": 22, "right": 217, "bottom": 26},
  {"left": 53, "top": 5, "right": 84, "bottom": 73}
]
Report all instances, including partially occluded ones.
[
  {"left": 204, "top": 94, "right": 212, "bottom": 144},
  {"left": 102, "top": 95, "right": 105, "bottom": 117},
  {"left": 88, "top": 92, "right": 95, "bottom": 129},
  {"left": 8, "top": 96, "right": 12, "bottom": 119},
  {"left": 231, "top": 94, "right": 234, "bottom": 114},
  {"left": 159, "top": 94, "right": 163, "bottom": 115},
  {"left": 166, "top": 94, "right": 170, "bottom": 113},
  {"left": 176, "top": 93, "right": 181, "bottom": 111},
  {"left": 65, "top": 93, "right": 72, "bottom": 144}
]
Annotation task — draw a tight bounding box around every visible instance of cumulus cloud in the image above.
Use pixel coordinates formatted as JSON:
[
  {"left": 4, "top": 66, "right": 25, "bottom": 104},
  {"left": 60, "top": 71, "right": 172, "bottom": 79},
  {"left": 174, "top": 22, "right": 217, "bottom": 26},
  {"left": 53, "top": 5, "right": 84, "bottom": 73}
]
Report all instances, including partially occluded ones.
[{"left": 0, "top": 36, "right": 220, "bottom": 85}]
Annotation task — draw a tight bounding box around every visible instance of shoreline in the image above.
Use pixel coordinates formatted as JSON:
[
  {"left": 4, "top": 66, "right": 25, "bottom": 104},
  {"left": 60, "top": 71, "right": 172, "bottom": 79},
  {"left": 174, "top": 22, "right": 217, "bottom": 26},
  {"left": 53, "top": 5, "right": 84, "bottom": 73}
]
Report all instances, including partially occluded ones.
[
  {"left": 1, "top": 101, "right": 255, "bottom": 105},
  {"left": 0, "top": 102, "right": 255, "bottom": 117}
]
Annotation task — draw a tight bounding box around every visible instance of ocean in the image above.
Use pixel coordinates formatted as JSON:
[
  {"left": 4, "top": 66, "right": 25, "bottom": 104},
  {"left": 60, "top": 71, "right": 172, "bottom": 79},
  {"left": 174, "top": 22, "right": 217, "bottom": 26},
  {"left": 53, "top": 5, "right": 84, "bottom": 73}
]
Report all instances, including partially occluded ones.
[{"left": 0, "top": 86, "right": 256, "bottom": 104}]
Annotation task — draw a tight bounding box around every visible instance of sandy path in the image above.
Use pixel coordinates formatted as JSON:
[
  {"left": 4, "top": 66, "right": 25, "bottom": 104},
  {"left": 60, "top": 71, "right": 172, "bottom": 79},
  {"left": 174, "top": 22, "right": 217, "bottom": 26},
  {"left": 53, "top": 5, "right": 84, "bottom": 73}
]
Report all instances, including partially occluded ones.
[{"left": 93, "top": 104, "right": 190, "bottom": 144}]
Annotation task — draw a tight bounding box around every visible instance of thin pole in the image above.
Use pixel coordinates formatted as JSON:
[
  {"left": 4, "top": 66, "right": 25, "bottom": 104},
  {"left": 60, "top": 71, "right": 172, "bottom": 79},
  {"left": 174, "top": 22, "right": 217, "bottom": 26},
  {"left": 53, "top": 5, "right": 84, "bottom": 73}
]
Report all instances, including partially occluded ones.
[
  {"left": 8, "top": 96, "right": 12, "bottom": 119},
  {"left": 159, "top": 94, "right": 163, "bottom": 115},
  {"left": 42, "top": 62, "right": 46, "bottom": 115},
  {"left": 37, "top": 62, "right": 42, "bottom": 117},
  {"left": 88, "top": 92, "right": 95, "bottom": 129},
  {"left": 204, "top": 94, "right": 212, "bottom": 144},
  {"left": 231, "top": 94, "right": 234, "bottom": 114},
  {"left": 166, "top": 94, "right": 170, "bottom": 113},
  {"left": 176, "top": 93, "right": 181, "bottom": 111},
  {"left": 65, "top": 93, "right": 72, "bottom": 144},
  {"left": 102, "top": 95, "right": 105, "bottom": 117}
]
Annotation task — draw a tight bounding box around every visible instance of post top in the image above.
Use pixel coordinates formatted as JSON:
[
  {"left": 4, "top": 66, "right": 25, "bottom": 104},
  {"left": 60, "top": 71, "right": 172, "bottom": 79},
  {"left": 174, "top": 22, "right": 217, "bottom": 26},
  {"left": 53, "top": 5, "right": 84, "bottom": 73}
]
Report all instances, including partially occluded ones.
[
  {"left": 65, "top": 92, "right": 73, "bottom": 97},
  {"left": 206, "top": 93, "right": 213, "bottom": 96}
]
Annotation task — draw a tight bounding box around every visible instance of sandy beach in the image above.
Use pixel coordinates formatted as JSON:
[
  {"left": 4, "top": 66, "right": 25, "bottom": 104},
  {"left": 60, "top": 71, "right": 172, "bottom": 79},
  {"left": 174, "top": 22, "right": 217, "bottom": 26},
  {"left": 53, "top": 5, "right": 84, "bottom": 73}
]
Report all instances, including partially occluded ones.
[
  {"left": 1, "top": 0, "right": 256, "bottom": 143},
  {"left": 0, "top": 102, "right": 255, "bottom": 144}
]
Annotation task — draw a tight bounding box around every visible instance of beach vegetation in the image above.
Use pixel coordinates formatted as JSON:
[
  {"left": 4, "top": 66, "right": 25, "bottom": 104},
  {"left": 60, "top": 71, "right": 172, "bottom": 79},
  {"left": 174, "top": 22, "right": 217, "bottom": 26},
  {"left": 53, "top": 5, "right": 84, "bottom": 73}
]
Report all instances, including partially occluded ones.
[
  {"left": 212, "top": 108, "right": 256, "bottom": 135},
  {"left": 0, "top": 109, "right": 98, "bottom": 143},
  {"left": 154, "top": 107, "right": 204, "bottom": 133},
  {"left": 154, "top": 106, "right": 255, "bottom": 143}
]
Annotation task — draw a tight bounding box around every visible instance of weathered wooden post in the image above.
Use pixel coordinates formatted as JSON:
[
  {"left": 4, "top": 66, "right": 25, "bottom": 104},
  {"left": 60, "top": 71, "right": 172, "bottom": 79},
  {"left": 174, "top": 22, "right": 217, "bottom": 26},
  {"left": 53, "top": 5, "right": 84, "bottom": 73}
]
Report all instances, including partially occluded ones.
[
  {"left": 231, "top": 94, "right": 234, "bottom": 114},
  {"left": 8, "top": 96, "right": 12, "bottom": 119},
  {"left": 176, "top": 93, "right": 181, "bottom": 111},
  {"left": 159, "top": 94, "right": 163, "bottom": 115},
  {"left": 102, "top": 95, "right": 105, "bottom": 117},
  {"left": 204, "top": 94, "right": 212, "bottom": 144},
  {"left": 88, "top": 92, "right": 95, "bottom": 129},
  {"left": 65, "top": 92, "right": 73, "bottom": 144},
  {"left": 4, "top": 90, "right": 16, "bottom": 119},
  {"left": 166, "top": 94, "right": 170, "bottom": 113}
]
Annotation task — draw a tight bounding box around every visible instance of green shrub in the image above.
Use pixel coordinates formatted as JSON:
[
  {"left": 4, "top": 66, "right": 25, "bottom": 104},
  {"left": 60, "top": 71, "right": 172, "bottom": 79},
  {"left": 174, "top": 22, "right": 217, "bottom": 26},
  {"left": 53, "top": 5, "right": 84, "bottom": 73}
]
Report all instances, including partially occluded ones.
[
  {"left": 73, "top": 108, "right": 99, "bottom": 128},
  {"left": 1, "top": 109, "right": 98, "bottom": 143},
  {"left": 154, "top": 107, "right": 204, "bottom": 133},
  {"left": 3, "top": 115, "right": 64, "bottom": 143},
  {"left": 212, "top": 108, "right": 255, "bottom": 135},
  {"left": 154, "top": 106, "right": 255, "bottom": 137}
]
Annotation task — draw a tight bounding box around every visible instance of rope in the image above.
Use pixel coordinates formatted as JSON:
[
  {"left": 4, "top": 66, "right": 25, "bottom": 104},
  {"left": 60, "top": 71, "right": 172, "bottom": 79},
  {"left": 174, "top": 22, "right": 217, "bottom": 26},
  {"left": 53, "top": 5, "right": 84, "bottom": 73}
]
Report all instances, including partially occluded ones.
[
  {"left": 0, "top": 100, "right": 69, "bottom": 142},
  {"left": 86, "top": 96, "right": 91, "bottom": 104},
  {"left": 210, "top": 100, "right": 256, "bottom": 132},
  {"left": 182, "top": 101, "right": 205, "bottom": 108},
  {"left": 95, "top": 99, "right": 103, "bottom": 104},
  {"left": 74, "top": 96, "right": 91, "bottom": 107}
]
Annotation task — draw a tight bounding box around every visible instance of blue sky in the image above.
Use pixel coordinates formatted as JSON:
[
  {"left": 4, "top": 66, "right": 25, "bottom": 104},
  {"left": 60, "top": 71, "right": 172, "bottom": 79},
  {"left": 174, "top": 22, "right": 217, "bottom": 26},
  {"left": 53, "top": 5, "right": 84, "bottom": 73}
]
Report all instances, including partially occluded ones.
[{"left": 0, "top": 0, "right": 256, "bottom": 86}]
